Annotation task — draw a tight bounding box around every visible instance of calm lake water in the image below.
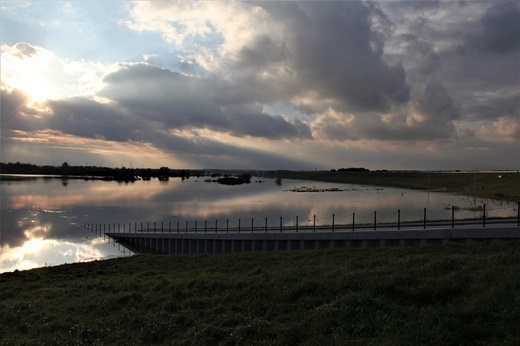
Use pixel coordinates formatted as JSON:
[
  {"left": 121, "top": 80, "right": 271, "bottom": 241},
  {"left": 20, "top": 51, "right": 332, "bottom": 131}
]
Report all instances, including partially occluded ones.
[{"left": 1, "top": 174, "right": 516, "bottom": 272}]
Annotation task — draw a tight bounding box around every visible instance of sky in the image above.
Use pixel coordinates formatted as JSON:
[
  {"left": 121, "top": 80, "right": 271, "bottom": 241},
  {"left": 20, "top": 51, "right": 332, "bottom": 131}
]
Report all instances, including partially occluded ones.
[{"left": 1, "top": 1, "right": 519, "bottom": 171}]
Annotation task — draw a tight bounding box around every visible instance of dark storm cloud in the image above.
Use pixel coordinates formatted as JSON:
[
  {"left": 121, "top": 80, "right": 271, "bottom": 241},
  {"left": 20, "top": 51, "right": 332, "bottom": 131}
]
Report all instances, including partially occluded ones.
[
  {"left": 149, "top": 128, "right": 311, "bottom": 169},
  {"left": 469, "top": 1, "right": 520, "bottom": 54},
  {"left": 240, "top": 1, "right": 411, "bottom": 113},
  {"left": 47, "top": 97, "right": 146, "bottom": 142},
  {"left": 0, "top": 87, "right": 52, "bottom": 134},
  {"left": 1, "top": 87, "right": 34, "bottom": 132},
  {"left": 101, "top": 64, "right": 227, "bottom": 129},
  {"left": 434, "top": 1, "right": 520, "bottom": 125},
  {"left": 221, "top": 104, "right": 311, "bottom": 139},
  {"left": 99, "top": 63, "right": 311, "bottom": 140}
]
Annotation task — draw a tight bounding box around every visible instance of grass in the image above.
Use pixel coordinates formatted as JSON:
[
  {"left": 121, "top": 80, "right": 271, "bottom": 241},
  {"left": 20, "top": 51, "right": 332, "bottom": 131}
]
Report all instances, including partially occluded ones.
[
  {"left": 2, "top": 242, "right": 520, "bottom": 345},
  {"left": 276, "top": 171, "right": 520, "bottom": 202}
]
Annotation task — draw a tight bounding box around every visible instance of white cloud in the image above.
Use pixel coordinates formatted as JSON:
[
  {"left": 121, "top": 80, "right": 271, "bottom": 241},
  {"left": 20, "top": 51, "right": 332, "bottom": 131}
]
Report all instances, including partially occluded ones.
[
  {"left": 1, "top": 42, "right": 110, "bottom": 101},
  {"left": 126, "top": 1, "right": 275, "bottom": 72}
]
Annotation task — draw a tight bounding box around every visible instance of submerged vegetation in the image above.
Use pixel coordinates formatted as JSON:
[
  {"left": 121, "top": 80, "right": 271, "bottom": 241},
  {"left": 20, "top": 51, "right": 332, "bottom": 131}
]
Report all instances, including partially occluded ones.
[
  {"left": 284, "top": 186, "right": 345, "bottom": 192},
  {"left": 277, "top": 170, "right": 520, "bottom": 202},
  {"left": 1, "top": 242, "right": 520, "bottom": 345}
]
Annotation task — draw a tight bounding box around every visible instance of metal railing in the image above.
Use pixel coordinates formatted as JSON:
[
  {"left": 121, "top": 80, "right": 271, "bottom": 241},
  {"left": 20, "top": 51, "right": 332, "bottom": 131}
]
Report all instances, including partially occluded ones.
[{"left": 85, "top": 202, "right": 520, "bottom": 236}]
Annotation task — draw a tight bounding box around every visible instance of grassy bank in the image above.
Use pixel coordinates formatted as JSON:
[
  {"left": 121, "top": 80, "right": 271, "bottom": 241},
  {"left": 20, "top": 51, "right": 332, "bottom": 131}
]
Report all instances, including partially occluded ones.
[
  {"left": 277, "top": 171, "right": 520, "bottom": 202},
  {"left": 2, "top": 242, "right": 520, "bottom": 345}
]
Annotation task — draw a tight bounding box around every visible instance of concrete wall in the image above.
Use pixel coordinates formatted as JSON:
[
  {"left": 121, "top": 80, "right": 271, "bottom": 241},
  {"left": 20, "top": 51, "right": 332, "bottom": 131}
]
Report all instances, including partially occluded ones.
[{"left": 106, "top": 226, "right": 520, "bottom": 254}]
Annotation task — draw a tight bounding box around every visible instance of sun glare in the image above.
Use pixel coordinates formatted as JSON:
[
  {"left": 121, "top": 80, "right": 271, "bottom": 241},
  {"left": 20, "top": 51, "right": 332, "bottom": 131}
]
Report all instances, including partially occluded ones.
[
  {"left": 21, "top": 81, "right": 54, "bottom": 102},
  {"left": 22, "top": 239, "right": 44, "bottom": 253},
  {"left": 2, "top": 43, "right": 71, "bottom": 103}
]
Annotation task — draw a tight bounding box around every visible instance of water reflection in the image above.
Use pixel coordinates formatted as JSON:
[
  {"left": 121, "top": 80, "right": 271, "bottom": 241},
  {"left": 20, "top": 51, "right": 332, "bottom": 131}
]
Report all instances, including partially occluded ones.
[{"left": 1, "top": 175, "right": 516, "bottom": 272}]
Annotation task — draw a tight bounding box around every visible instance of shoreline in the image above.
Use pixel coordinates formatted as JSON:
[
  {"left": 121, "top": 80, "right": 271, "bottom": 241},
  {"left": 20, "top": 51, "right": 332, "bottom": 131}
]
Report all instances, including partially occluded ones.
[{"left": 275, "top": 171, "right": 520, "bottom": 202}]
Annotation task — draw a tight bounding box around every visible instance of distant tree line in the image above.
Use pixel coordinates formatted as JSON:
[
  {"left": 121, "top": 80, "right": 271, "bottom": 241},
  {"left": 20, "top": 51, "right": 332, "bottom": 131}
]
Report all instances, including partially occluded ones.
[
  {"left": 331, "top": 167, "right": 371, "bottom": 172},
  {"left": 330, "top": 168, "right": 390, "bottom": 173},
  {"left": 0, "top": 162, "right": 203, "bottom": 182}
]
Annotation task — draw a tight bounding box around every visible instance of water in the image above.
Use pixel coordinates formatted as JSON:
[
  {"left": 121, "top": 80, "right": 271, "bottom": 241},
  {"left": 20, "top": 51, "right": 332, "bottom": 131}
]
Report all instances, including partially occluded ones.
[{"left": 1, "top": 174, "right": 515, "bottom": 272}]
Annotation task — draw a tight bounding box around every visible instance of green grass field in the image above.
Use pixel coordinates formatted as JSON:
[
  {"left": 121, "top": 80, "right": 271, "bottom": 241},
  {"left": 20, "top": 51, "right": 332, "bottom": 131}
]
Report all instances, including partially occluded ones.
[
  {"left": 2, "top": 242, "right": 520, "bottom": 345},
  {"left": 277, "top": 171, "right": 520, "bottom": 202}
]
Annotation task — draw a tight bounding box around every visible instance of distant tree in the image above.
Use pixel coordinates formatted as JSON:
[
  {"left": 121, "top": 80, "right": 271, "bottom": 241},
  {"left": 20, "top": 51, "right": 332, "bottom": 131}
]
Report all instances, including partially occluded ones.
[
  {"left": 141, "top": 168, "right": 152, "bottom": 181},
  {"left": 114, "top": 167, "right": 136, "bottom": 182},
  {"left": 239, "top": 173, "right": 252, "bottom": 183},
  {"left": 337, "top": 167, "right": 370, "bottom": 172},
  {"left": 158, "top": 167, "right": 170, "bottom": 181},
  {"left": 59, "top": 162, "right": 70, "bottom": 175}
]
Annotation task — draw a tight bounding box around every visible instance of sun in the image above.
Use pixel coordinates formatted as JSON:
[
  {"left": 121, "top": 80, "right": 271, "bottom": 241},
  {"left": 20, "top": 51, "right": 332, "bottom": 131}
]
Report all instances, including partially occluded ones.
[
  {"left": 1, "top": 43, "right": 63, "bottom": 102},
  {"left": 2, "top": 66, "right": 57, "bottom": 103},
  {"left": 22, "top": 239, "right": 44, "bottom": 253},
  {"left": 22, "top": 81, "right": 55, "bottom": 102}
]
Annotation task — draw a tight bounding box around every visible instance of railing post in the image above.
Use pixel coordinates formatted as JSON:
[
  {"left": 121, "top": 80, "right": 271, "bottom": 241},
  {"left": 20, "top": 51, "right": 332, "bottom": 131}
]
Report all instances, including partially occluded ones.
[
  {"left": 483, "top": 204, "right": 486, "bottom": 227},
  {"left": 186, "top": 220, "right": 188, "bottom": 233},
  {"left": 147, "top": 222, "right": 149, "bottom": 233},
  {"left": 265, "top": 217, "right": 267, "bottom": 233},
  {"left": 227, "top": 219, "right": 229, "bottom": 233},
  {"left": 161, "top": 222, "right": 163, "bottom": 233},
  {"left": 177, "top": 221, "right": 179, "bottom": 233},
  {"left": 374, "top": 211, "right": 377, "bottom": 230},
  {"left": 168, "top": 221, "right": 171, "bottom": 232},
  {"left": 239, "top": 218, "right": 241, "bottom": 233},
  {"left": 154, "top": 222, "right": 156, "bottom": 232},
  {"left": 205, "top": 220, "right": 207, "bottom": 233},
  {"left": 451, "top": 206, "right": 455, "bottom": 228},
  {"left": 296, "top": 215, "right": 298, "bottom": 233},
  {"left": 195, "top": 220, "right": 197, "bottom": 233},
  {"left": 313, "top": 215, "right": 316, "bottom": 232},
  {"left": 397, "top": 209, "right": 400, "bottom": 230},
  {"left": 332, "top": 213, "right": 335, "bottom": 232},
  {"left": 215, "top": 219, "right": 218, "bottom": 233},
  {"left": 423, "top": 208, "right": 426, "bottom": 229},
  {"left": 352, "top": 212, "right": 355, "bottom": 231},
  {"left": 280, "top": 216, "right": 282, "bottom": 232},
  {"left": 251, "top": 218, "right": 254, "bottom": 233}
]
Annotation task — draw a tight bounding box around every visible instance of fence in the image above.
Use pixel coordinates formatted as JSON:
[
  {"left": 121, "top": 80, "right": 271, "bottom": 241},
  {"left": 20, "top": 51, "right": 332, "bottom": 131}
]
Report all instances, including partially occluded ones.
[{"left": 85, "top": 202, "right": 520, "bottom": 236}]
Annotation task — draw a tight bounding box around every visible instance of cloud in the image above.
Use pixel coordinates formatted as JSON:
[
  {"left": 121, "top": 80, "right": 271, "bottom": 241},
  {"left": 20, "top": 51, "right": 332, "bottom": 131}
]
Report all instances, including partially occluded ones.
[
  {"left": 1, "top": 42, "right": 109, "bottom": 100},
  {"left": 469, "top": 1, "right": 520, "bottom": 54},
  {"left": 263, "top": 2, "right": 410, "bottom": 113},
  {"left": 1, "top": 1, "right": 518, "bottom": 170},
  {"left": 7, "top": 42, "right": 37, "bottom": 58},
  {"left": 493, "top": 116, "right": 519, "bottom": 140},
  {"left": 126, "top": 1, "right": 411, "bottom": 114},
  {"left": 99, "top": 63, "right": 311, "bottom": 140}
]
